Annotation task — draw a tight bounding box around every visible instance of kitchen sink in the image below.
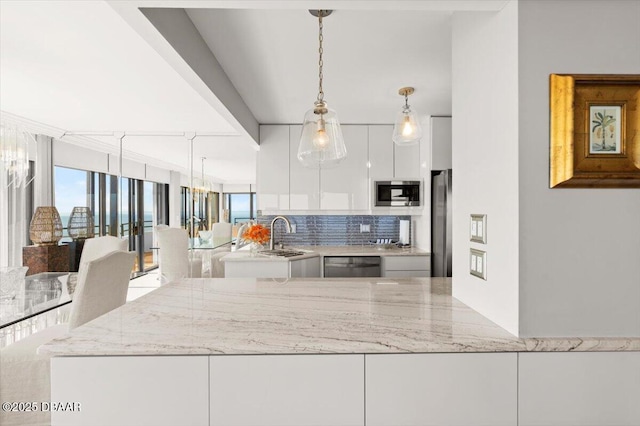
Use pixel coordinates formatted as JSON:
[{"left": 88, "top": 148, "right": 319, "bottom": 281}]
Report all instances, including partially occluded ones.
[{"left": 257, "top": 249, "right": 308, "bottom": 258}]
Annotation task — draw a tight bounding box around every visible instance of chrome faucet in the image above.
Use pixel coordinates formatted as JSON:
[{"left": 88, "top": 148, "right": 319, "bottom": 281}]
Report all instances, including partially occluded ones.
[{"left": 269, "top": 216, "right": 292, "bottom": 250}]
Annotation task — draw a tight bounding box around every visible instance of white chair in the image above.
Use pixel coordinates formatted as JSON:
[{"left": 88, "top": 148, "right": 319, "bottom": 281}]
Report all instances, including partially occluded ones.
[
  {"left": 68, "top": 235, "right": 128, "bottom": 295},
  {"left": 156, "top": 228, "right": 202, "bottom": 284},
  {"left": 235, "top": 222, "right": 251, "bottom": 250},
  {"left": 209, "top": 248, "right": 231, "bottom": 278},
  {"left": 0, "top": 251, "right": 135, "bottom": 426},
  {"left": 79, "top": 235, "right": 128, "bottom": 266},
  {"left": 212, "top": 221, "right": 233, "bottom": 240}
]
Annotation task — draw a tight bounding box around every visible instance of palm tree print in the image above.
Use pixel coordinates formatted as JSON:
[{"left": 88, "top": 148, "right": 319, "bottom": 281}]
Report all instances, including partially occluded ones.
[{"left": 591, "top": 109, "right": 617, "bottom": 151}]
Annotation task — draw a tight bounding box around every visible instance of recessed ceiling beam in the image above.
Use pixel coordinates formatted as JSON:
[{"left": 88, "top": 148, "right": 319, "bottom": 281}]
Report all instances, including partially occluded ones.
[{"left": 109, "top": 3, "right": 259, "bottom": 147}]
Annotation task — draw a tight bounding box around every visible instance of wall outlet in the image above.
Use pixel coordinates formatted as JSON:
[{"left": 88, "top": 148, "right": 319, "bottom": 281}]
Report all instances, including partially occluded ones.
[
  {"left": 290, "top": 224, "right": 296, "bottom": 233},
  {"left": 360, "top": 224, "right": 370, "bottom": 233},
  {"left": 470, "top": 248, "right": 487, "bottom": 280}
]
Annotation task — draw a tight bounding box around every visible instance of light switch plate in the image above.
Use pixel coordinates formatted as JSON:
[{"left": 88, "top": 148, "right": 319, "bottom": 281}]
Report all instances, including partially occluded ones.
[
  {"left": 470, "top": 248, "right": 487, "bottom": 280},
  {"left": 470, "top": 214, "right": 487, "bottom": 244}
]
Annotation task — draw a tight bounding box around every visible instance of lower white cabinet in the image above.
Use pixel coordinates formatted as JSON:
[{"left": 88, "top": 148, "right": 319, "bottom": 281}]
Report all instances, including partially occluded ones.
[
  {"left": 518, "top": 352, "right": 640, "bottom": 426},
  {"left": 365, "top": 353, "right": 518, "bottom": 426},
  {"left": 382, "top": 255, "right": 431, "bottom": 277},
  {"left": 289, "top": 256, "right": 321, "bottom": 277},
  {"left": 49, "top": 351, "right": 640, "bottom": 426},
  {"left": 209, "top": 355, "right": 364, "bottom": 426},
  {"left": 51, "top": 356, "right": 209, "bottom": 426},
  {"left": 224, "top": 256, "right": 321, "bottom": 278}
]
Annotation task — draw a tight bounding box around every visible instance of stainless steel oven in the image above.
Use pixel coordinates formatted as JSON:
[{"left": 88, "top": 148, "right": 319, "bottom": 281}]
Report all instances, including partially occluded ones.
[
  {"left": 374, "top": 180, "right": 421, "bottom": 207},
  {"left": 324, "top": 256, "right": 381, "bottom": 278}
]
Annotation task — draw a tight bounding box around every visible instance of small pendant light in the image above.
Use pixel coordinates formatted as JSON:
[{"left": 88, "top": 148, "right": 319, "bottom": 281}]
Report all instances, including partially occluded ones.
[
  {"left": 392, "top": 87, "right": 423, "bottom": 145},
  {"left": 297, "top": 10, "right": 347, "bottom": 168}
]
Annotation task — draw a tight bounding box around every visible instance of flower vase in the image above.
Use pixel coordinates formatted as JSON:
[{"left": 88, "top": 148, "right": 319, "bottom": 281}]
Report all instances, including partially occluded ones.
[{"left": 249, "top": 242, "right": 263, "bottom": 257}]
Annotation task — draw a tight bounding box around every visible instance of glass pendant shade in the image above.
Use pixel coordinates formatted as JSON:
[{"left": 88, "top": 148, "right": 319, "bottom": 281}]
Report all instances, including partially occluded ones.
[
  {"left": 392, "top": 106, "right": 423, "bottom": 145},
  {"left": 298, "top": 105, "right": 347, "bottom": 168}
]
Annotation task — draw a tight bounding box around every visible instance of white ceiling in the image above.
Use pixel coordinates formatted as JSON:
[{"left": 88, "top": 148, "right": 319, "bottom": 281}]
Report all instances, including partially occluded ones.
[
  {"left": 187, "top": 8, "right": 453, "bottom": 124},
  {"left": 0, "top": 1, "right": 257, "bottom": 183},
  {"left": 1, "top": 1, "right": 466, "bottom": 184},
  {"left": 0, "top": 1, "right": 235, "bottom": 134}
]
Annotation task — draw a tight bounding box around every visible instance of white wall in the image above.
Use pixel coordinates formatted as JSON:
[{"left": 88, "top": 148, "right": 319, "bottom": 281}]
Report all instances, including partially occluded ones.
[
  {"left": 451, "top": 2, "right": 520, "bottom": 335},
  {"left": 518, "top": 0, "right": 640, "bottom": 337},
  {"left": 34, "top": 134, "right": 53, "bottom": 207}
]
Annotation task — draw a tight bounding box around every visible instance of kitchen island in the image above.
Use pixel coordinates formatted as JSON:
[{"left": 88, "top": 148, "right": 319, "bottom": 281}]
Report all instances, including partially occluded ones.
[{"left": 40, "top": 277, "right": 640, "bottom": 426}]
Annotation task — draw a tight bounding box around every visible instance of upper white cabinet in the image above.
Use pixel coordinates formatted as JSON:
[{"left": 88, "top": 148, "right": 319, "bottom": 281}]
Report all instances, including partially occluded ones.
[
  {"left": 368, "top": 125, "right": 394, "bottom": 181},
  {"left": 394, "top": 142, "right": 421, "bottom": 178},
  {"left": 430, "top": 116, "right": 452, "bottom": 170},
  {"left": 289, "top": 125, "right": 320, "bottom": 210},
  {"left": 259, "top": 124, "right": 421, "bottom": 213},
  {"left": 369, "top": 124, "right": 421, "bottom": 179},
  {"left": 257, "top": 125, "right": 290, "bottom": 211},
  {"left": 320, "top": 125, "right": 369, "bottom": 210}
]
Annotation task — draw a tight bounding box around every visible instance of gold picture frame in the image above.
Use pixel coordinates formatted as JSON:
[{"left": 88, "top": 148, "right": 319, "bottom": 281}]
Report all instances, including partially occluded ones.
[{"left": 550, "top": 74, "right": 640, "bottom": 188}]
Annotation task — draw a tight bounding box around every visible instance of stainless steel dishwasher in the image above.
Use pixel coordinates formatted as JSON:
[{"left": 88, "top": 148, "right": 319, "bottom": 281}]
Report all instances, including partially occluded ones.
[{"left": 323, "top": 256, "right": 381, "bottom": 278}]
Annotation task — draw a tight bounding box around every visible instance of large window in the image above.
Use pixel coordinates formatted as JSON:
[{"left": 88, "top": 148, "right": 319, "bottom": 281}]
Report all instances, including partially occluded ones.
[
  {"left": 54, "top": 167, "right": 93, "bottom": 240},
  {"left": 54, "top": 166, "right": 169, "bottom": 273},
  {"left": 224, "top": 192, "right": 257, "bottom": 224},
  {"left": 180, "top": 188, "right": 219, "bottom": 234}
]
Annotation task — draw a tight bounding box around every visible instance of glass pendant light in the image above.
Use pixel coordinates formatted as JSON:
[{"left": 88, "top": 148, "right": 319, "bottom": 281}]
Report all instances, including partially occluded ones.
[
  {"left": 298, "top": 10, "right": 347, "bottom": 168},
  {"left": 392, "top": 87, "right": 423, "bottom": 145}
]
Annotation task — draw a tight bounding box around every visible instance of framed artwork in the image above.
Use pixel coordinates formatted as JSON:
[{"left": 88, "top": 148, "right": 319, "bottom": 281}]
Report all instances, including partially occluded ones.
[
  {"left": 549, "top": 74, "right": 640, "bottom": 188},
  {"left": 589, "top": 105, "right": 622, "bottom": 154}
]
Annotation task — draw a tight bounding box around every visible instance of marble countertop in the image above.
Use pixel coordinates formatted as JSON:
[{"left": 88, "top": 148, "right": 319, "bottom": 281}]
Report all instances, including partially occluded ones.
[
  {"left": 220, "top": 250, "right": 319, "bottom": 263},
  {"left": 294, "top": 245, "right": 429, "bottom": 257},
  {"left": 39, "top": 277, "right": 640, "bottom": 356},
  {"left": 221, "top": 245, "right": 429, "bottom": 262}
]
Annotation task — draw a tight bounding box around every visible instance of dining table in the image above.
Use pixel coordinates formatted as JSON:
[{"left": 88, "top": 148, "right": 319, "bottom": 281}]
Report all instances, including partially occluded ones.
[{"left": 0, "top": 272, "right": 71, "bottom": 348}]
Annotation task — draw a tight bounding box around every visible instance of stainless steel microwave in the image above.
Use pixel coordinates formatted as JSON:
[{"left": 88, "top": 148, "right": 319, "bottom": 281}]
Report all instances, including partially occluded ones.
[{"left": 374, "top": 180, "right": 421, "bottom": 207}]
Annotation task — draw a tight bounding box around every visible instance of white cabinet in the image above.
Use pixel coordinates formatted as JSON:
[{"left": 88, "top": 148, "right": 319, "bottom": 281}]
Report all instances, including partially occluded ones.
[
  {"left": 369, "top": 124, "right": 421, "bottom": 179},
  {"left": 430, "top": 116, "right": 452, "bottom": 170},
  {"left": 368, "top": 125, "right": 394, "bottom": 181},
  {"left": 224, "top": 259, "right": 290, "bottom": 278},
  {"left": 223, "top": 256, "right": 322, "bottom": 278},
  {"left": 258, "top": 124, "right": 370, "bottom": 212},
  {"left": 289, "top": 125, "right": 320, "bottom": 210},
  {"left": 320, "top": 125, "right": 369, "bottom": 210},
  {"left": 518, "top": 352, "right": 640, "bottom": 425},
  {"left": 290, "top": 256, "right": 321, "bottom": 277},
  {"left": 382, "top": 255, "right": 430, "bottom": 277},
  {"left": 366, "top": 353, "right": 518, "bottom": 426},
  {"left": 210, "top": 355, "right": 364, "bottom": 426},
  {"left": 394, "top": 141, "right": 420, "bottom": 178},
  {"left": 51, "top": 356, "right": 209, "bottom": 426},
  {"left": 257, "top": 125, "right": 289, "bottom": 211}
]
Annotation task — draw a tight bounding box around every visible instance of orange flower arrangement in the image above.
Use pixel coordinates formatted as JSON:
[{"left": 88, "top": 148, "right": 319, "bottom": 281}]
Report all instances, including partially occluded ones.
[{"left": 243, "top": 223, "right": 270, "bottom": 245}]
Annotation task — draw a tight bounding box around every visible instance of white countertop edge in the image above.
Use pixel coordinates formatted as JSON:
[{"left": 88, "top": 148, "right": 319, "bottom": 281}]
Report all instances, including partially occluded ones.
[{"left": 221, "top": 245, "right": 430, "bottom": 262}]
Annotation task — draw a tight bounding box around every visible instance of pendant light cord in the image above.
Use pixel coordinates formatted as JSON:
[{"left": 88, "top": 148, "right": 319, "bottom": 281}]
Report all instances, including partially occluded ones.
[{"left": 317, "top": 12, "right": 324, "bottom": 103}]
